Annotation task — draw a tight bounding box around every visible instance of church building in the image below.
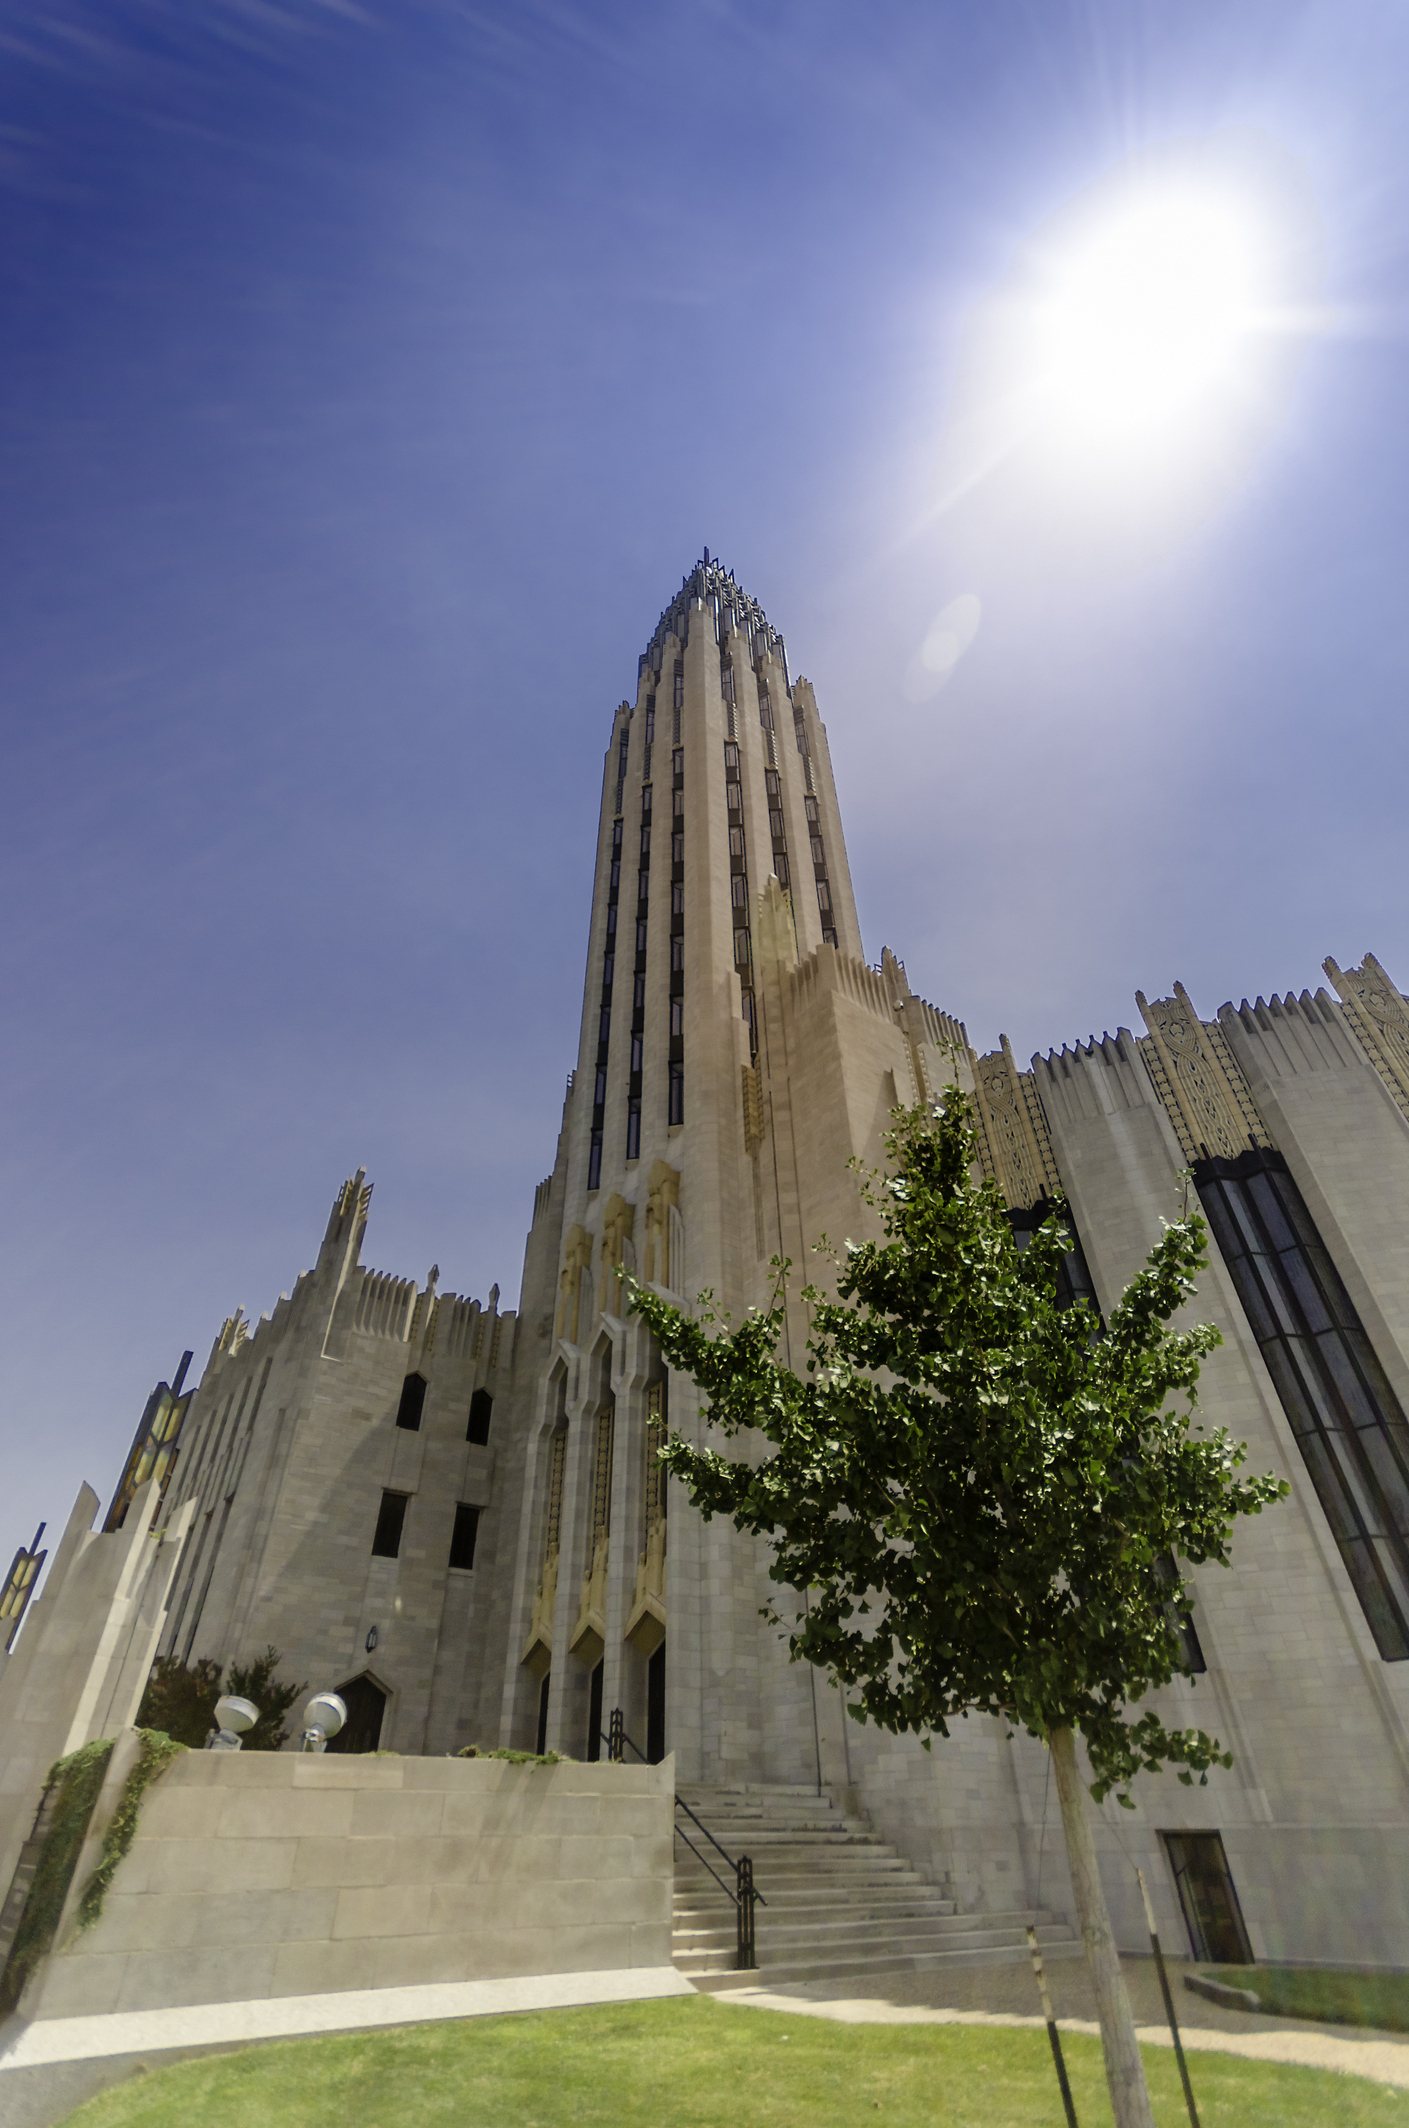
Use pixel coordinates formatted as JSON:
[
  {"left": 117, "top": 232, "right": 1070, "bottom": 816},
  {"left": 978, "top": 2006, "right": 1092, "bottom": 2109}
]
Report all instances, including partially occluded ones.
[{"left": 101, "top": 554, "right": 1409, "bottom": 1970}]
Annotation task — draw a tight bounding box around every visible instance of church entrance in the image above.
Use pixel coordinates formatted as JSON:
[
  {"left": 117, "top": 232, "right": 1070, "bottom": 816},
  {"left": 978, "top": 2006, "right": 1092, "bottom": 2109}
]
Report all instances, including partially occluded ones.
[{"left": 327, "top": 1672, "right": 388, "bottom": 1754}]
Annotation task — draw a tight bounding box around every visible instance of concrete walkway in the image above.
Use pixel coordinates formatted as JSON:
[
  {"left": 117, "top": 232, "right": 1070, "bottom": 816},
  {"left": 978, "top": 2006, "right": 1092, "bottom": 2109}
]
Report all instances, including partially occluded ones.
[
  {"left": 0, "top": 1965, "right": 694, "bottom": 2128},
  {"left": 716, "top": 1954, "right": 1409, "bottom": 2090}
]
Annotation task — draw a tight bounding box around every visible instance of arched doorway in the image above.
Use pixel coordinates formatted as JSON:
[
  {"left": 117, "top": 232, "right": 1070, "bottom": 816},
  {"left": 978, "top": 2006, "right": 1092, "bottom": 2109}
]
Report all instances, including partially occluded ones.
[{"left": 327, "top": 1672, "right": 388, "bottom": 1753}]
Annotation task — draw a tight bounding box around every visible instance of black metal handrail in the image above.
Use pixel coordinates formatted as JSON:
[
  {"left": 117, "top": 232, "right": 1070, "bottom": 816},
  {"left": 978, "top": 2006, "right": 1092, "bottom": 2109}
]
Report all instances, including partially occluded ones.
[{"left": 598, "top": 1708, "right": 765, "bottom": 1970}]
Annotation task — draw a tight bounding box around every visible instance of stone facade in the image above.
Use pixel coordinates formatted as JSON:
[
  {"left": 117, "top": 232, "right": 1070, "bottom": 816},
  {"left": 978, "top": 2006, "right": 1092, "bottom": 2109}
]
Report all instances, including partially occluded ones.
[{"left": 31, "top": 555, "right": 1409, "bottom": 1968}]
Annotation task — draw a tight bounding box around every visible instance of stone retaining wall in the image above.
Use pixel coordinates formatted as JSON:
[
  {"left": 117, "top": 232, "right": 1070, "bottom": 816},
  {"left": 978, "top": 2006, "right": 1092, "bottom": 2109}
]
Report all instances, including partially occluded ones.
[{"left": 24, "top": 1750, "right": 673, "bottom": 2020}]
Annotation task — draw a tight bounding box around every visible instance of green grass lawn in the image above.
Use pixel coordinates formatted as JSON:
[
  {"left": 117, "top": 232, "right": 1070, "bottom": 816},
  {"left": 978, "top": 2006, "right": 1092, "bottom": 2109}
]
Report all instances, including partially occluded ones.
[
  {"left": 1206, "top": 1964, "right": 1409, "bottom": 2035},
  {"left": 57, "top": 1995, "right": 1409, "bottom": 2127}
]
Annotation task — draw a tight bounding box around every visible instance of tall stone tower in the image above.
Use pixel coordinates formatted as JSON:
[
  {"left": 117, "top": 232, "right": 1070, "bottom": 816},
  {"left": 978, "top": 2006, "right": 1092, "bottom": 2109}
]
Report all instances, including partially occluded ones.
[{"left": 500, "top": 554, "right": 974, "bottom": 1783}]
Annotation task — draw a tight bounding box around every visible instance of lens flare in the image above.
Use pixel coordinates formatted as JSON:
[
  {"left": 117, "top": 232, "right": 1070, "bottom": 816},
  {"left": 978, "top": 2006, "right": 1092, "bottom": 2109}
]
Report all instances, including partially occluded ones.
[{"left": 1036, "top": 193, "right": 1262, "bottom": 438}]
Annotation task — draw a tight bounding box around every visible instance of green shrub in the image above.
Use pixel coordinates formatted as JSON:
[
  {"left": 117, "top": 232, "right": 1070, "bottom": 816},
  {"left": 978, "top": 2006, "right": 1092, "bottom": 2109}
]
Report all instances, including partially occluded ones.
[{"left": 135, "top": 1645, "right": 305, "bottom": 1750}]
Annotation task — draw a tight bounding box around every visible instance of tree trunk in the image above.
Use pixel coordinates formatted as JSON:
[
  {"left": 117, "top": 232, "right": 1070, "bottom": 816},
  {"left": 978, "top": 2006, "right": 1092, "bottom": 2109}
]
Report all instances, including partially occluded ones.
[{"left": 1048, "top": 1724, "right": 1155, "bottom": 2128}]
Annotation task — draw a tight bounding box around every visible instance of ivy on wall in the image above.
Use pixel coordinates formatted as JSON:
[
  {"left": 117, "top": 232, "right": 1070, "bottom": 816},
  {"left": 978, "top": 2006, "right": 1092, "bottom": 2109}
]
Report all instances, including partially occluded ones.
[{"left": 0, "top": 1728, "right": 186, "bottom": 2015}]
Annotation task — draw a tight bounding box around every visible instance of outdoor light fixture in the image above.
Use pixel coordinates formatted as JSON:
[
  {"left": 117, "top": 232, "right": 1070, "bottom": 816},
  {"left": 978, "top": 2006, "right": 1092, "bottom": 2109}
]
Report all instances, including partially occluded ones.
[
  {"left": 300, "top": 1690, "right": 347, "bottom": 1753},
  {"left": 365, "top": 1625, "right": 378, "bottom": 1652},
  {"left": 209, "top": 1695, "right": 259, "bottom": 1750}
]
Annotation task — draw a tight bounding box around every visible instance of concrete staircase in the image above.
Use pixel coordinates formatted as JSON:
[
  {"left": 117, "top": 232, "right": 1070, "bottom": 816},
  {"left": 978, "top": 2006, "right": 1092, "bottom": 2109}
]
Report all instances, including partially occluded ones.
[{"left": 673, "top": 1782, "right": 1079, "bottom": 1992}]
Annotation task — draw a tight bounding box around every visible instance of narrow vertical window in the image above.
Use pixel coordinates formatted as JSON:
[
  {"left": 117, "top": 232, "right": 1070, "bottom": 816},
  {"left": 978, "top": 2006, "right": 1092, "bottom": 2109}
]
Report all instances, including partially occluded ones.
[
  {"left": 448, "top": 1503, "right": 480, "bottom": 1570},
  {"left": 626, "top": 1099, "right": 641, "bottom": 1160},
  {"left": 1198, "top": 1148, "right": 1409, "bottom": 1660},
  {"left": 670, "top": 939, "right": 683, "bottom": 973},
  {"left": 673, "top": 748, "right": 683, "bottom": 776},
  {"left": 668, "top": 1063, "right": 684, "bottom": 1126},
  {"left": 395, "top": 1374, "right": 427, "bottom": 1432},
  {"left": 670, "top": 998, "right": 683, "bottom": 1038},
  {"left": 372, "top": 1491, "right": 409, "bottom": 1559},
  {"left": 588, "top": 1133, "right": 603, "bottom": 1191},
  {"left": 645, "top": 707, "right": 655, "bottom": 745},
  {"left": 466, "top": 1391, "right": 493, "bottom": 1445},
  {"left": 673, "top": 661, "right": 684, "bottom": 710}
]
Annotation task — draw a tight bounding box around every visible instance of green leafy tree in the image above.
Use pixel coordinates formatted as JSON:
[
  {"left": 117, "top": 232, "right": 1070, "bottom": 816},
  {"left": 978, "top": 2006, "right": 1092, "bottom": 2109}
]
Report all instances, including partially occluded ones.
[
  {"left": 629, "top": 1096, "right": 1286, "bottom": 2128},
  {"left": 136, "top": 1646, "right": 305, "bottom": 1752}
]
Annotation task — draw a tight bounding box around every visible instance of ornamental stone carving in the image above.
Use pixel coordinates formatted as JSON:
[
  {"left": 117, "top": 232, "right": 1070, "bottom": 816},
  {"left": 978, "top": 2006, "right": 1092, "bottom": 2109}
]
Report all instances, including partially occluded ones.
[
  {"left": 643, "top": 1161, "right": 681, "bottom": 1287},
  {"left": 1324, "top": 952, "right": 1409, "bottom": 1121},
  {"left": 555, "top": 1225, "right": 593, "bottom": 1344},
  {"left": 598, "top": 1194, "right": 635, "bottom": 1314},
  {"left": 1136, "top": 982, "right": 1273, "bottom": 1162},
  {"left": 968, "top": 1034, "right": 1062, "bottom": 1210}
]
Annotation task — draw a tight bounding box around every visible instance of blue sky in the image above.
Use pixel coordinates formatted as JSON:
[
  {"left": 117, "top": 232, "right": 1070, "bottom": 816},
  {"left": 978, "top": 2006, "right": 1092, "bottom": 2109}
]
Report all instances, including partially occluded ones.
[{"left": 3, "top": 0, "right": 1407, "bottom": 1571}]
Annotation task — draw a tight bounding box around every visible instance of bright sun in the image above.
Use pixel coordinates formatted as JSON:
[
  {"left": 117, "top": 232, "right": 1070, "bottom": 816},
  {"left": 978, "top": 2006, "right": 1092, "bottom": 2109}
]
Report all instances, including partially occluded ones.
[{"left": 1036, "top": 192, "right": 1263, "bottom": 438}]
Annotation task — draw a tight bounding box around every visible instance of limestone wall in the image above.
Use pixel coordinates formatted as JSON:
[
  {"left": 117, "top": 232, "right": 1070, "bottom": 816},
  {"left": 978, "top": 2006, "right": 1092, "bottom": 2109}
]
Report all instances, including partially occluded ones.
[{"left": 25, "top": 1751, "right": 674, "bottom": 2021}]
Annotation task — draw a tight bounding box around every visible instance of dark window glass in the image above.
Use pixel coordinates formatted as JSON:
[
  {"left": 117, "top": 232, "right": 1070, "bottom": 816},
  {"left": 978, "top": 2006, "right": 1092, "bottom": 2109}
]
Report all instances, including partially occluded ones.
[
  {"left": 728, "top": 827, "right": 745, "bottom": 858},
  {"left": 769, "top": 808, "right": 785, "bottom": 838},
  {"left": 640, "top": 824, "right": 651, "bottom": 856},
  {"left": 599, "top": 1007, "right": 611, "bottom": 1045},
  {"left": 641, "top": 784, "right": 652, "bottom": 813},
  {"left": 626, "top": 1099, "right": 641, "bottom": 1160},
  {"left": 672, "top": 788, "right": 684, "bottom": 817},
  {"left": 612, "top": 819, "right": 624, "bottom": 849},
  {"left": 606, "top": 903, "right": 618, "bottom": 935},
  {"left": 672, "top": 882, "right": 684, "bottom": 915},
  {"left": 765, "top": 769, "right": 780, "bottom": 796},
  {"left": 372, "top": 1490, "right": 409, "bottom": 1558},
  {"left": 467, "top": 1391, "right": 493, "bottom": 1445},
  {"left": 670, "top": 938, "right": 683, "bottom": 973},
  {"left": 1198, "top": 1148, "right": 1409, "bottom": 1661},
  {"left": 822, "top": 927, "right": 837, "bottom": 947},
  {"left": 638, "top": 868, "right": 649, "bottom": 901},
  {"left": 609, "top": 861, "right": 620, "bottom": 896},
  {"left": 731, "top": 875, "right": 748, "bottom": 909},
  {"left": 644, "top": 709, "right": 655, "bottom": 744},
  {"left": 1163, "top": 1833, "right": 1254, "bottom": 1965},
  {"left": 668, "top": 1063, "right": 684, "bottom": 1126},
  {"left": 636, "top": 920, "right": 648, "bottom": 953},
  {"left": 634, "top": 973, "right": 646, "bottom": 1008},
  {"left": 776, "top": 854, "right": 790, "bottom": 889},
  {"left": 631, "top": 1033, "right": 643, "bottom": 1073},
  {"left": 673, "top": 667, "right": 684, "bottom": 708},
  {"left": 759, "top": 690, "right": 772, "bottom": 728},
  {"left": 670, "top": 998, "right": 683, "bottom": 1038},
  {"left": 726, "top": 781, "right": 743, "bottom": 811},
  {"left": 588, "top": 1132, "right": 603, "bottom": 1190},
  {"left": 805, "top": 796, "right": 819, "bottom": 823},
  {"left": 395, "top": 1374, "right": 427, "bottom": 1432},
  {"left": 602, "top": 954, "right": 614, "bottom": 989},
  {"left": 671, "top": 832, "right": 683, "bottom": 862},
  {"left": 817, "top": 881, "right": 832, "bottom": 913},
  {"left": 810, "top": 835, "right": 825, "bottom": 864},
  {"left": 449, "top": 1502, "right": 480, "bottom": 1570},
  {"left": 733, "top": 928, "right": 751, "bottom": 965},
  {"left": 724, "top": 742, "right": 739, "bottom": 769},
  {"left": 673, "top": 749, "right": 684, "bottom": 775},
  {"left": 593, "top": 1067, "right": 607, "bottom": 1105},
  {"left": 618, "top": 736, "right": 629, "bottom": 774}
]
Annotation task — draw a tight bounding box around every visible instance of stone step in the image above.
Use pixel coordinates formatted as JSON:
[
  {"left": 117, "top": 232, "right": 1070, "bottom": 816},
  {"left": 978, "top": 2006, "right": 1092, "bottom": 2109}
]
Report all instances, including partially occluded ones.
[
  {"left": 674, "top": 1896, "right": 958, "bottom": 1923},
  {"left": 687, "top": 1935, "right": 1085, "bottom": 1989},
  {"left": 672, "top": 1777, "right": 1075, "bottom": 1994}
]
